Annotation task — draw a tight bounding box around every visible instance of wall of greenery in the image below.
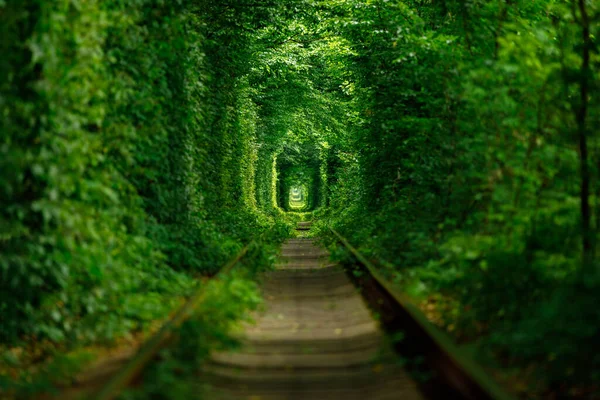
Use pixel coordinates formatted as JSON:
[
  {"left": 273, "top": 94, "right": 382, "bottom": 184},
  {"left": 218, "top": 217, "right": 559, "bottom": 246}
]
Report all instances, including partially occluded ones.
[
  {"left": 317, "top": 0, "right": 600, "bottom": 393},
  {"left": 0, "top": 0, "right": 295, "bottom": 349}
]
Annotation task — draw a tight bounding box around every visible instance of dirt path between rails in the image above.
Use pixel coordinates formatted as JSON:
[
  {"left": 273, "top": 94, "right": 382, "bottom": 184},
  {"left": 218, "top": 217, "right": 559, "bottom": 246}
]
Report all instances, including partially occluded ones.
[{"left": 203, "top": 224, "right": 426, "bottom": 400}]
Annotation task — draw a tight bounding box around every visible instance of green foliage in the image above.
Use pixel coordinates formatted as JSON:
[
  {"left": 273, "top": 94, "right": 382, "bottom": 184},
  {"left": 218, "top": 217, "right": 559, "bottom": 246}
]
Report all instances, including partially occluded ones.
[
  {"left": 120, "top": 269, "right": 263, "bottom": 400},
  {"left": 1, "top": 350, "right": 96, "bottom": 398},
  {"left": 0, "top": 0, "right": 289, "bottom": 351},
  {"left": 317, "top": 0, "right": 600, "bottom": 394},
  {"left": 3, "top": 0, "right": 600, "bottom": 396}
]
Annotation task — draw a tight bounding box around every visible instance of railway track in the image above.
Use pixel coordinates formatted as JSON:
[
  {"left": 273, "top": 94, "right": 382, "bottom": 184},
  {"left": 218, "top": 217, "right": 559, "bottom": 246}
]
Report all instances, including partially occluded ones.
[
  {"left": 87, "top": 222, "right": 513, "bottom": 400},
  {"left": 202, "top": 229, "right": 423, "bottom": 399}
]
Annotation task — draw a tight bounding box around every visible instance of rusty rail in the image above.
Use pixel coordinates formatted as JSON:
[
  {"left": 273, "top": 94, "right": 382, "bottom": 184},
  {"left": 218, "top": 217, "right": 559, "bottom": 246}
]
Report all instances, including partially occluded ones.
[
  {"left": 92, "top": 243, "right": 254, "bottom": 400},
  {"left": 330, "top": 228, "right": 515, "bottom": 400}
]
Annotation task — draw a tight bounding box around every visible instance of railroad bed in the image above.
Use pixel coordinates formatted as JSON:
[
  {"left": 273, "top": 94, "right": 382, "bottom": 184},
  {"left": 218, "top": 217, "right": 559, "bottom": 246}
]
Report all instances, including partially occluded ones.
[
  {"left": 84, "top": 222, "right": 512, "bottom": 400},
  {"left": 203, "top": 224, "right": 426, "bottom": 400}
]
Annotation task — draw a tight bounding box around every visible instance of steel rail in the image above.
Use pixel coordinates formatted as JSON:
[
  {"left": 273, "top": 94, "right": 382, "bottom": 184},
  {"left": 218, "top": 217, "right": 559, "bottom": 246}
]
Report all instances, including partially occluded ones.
[
  {"left": 92, "top": 242, "right": 254, "bottom": 400},
  {"left": 330, "top": 228, "right": 515, "bottom": 400}
]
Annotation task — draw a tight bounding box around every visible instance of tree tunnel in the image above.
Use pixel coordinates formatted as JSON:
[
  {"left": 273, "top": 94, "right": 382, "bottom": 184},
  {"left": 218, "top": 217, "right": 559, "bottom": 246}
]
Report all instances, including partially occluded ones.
[
  {"left": 4, "top": 1, "right": 596, "bottom": 395},
  {"left": 274, "top": 141, "right": 327, "bottom": 212}
]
